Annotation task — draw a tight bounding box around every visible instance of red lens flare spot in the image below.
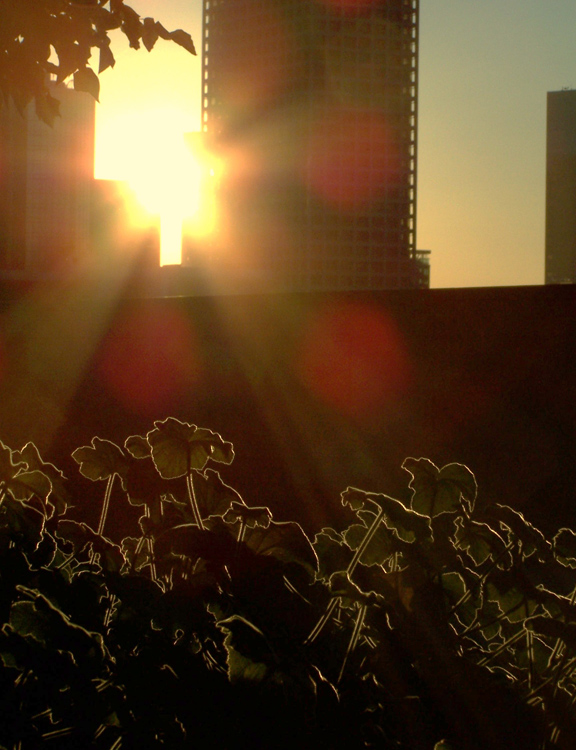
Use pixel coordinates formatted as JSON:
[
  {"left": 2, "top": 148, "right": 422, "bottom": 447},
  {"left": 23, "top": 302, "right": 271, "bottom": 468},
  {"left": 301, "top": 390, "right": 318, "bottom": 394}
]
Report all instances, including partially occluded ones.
[
  {"left": 304, "top": 108, "right": 398, "bottom": 209},
  {"left": 96, "top": 307, "right": 203, "bottom": 416},
  {"left": 296, "top": 301, "right": 412, "bottom": 421},
  {"left": 211, "top": 1, "right": 297, "bottom": 118}
]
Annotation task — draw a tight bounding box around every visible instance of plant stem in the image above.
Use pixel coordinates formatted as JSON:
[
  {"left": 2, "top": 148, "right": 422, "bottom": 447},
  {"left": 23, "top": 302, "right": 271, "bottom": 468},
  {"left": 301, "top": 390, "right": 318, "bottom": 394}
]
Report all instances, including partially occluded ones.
[
  {"left": 338, "top": 603, "right": 367, "bottom": 683},
  {"left": 347, "top": 506, "right": 385, "bottom": 576},
  {"left": 186, "top": 470, "right": 205, "bottom": 530},
  {"left": 477, "top": 627, "right": 525, "bottom": 667},
  {"left": 0, "top": 482, "right": 7, "bottom": 509},
  {"left": 97, "top": 474, "right": 115, "bottom": 537},
  {"left": 306, "top": 507, "right": 385, "bottom": 645},
  {"left": 305, "top": 597, "right": 340, "bottom": 644}
]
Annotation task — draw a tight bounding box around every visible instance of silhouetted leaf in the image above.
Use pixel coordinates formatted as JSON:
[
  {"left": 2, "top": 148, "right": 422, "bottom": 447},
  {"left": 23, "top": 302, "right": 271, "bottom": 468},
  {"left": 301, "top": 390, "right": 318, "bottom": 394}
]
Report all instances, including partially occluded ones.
[
  {"left": 343, "top": 522, "right": 395, "bottom": 566},
  {"left": 223, "top": 501, "right": 272, "bottom": 529},
  {"left": 10, "top": 586, "right": 108, "bottom": 669},
  {"left": 167, "top": 28, "right": 196, "bottom": 55},
  {"left": 0, "top": 440, "right": 26, "bottom": 483},
  {"left": 72, "top": 438, "right": 127, "bottom": 481},
  {"left": 403, "top": 458, "right": 477, "bottom": 517},
  {"left": 313, "top": 528, "right": 353, "bottom": 581},
  {"left": 56, "top": 520, "right": 124, "bottom": 573},
  {"left": 73, "top": 66, "right": 100, "bottom": 100},
  {"left": 243, "top": 521, "right": 318, "bottom": 576},
  {"left": 147, "top": 418, "right": 234, "bottom": 478},
  {"left": 195, "top": 469, "right": 242, "bottom": 518},
  {"left": 7, "top": 470, "right": 51, "bottom": 503},
  {"left": 554, "top": 528, "right": 576, "bottom": 568},
  {"left": 482, "top": 504, "right": 549, "bottom": 559},
  {"left": 124, "top": 434, "right": 151, "bottom": 458},
  {"left": 455, "top": 518, "right": 508, "bottom": 566},
  {"left": 13, "top": 442, "right": 70, "bottom": 515},
  {"left": 218, "top": 615, "right": 271, "bottom": 683}
]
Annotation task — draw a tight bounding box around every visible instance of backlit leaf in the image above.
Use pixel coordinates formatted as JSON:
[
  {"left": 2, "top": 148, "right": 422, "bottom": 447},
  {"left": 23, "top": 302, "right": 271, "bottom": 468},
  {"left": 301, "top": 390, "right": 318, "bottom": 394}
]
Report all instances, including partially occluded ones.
[
  {"left": 403, "top": 458, "right": 477, "bottom": 517},
  {"left": 72, "top": 438, "right": 127, "bottom": 482},
  {"left": 147, "top": 418, "right": 234, "bottom": 478}
]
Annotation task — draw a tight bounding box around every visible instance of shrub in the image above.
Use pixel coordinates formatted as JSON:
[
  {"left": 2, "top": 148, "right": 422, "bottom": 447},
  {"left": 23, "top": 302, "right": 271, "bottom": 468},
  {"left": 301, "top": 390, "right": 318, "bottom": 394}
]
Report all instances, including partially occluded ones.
[{"left": 1, "top": 418, "right": 575, "bottom": 748}]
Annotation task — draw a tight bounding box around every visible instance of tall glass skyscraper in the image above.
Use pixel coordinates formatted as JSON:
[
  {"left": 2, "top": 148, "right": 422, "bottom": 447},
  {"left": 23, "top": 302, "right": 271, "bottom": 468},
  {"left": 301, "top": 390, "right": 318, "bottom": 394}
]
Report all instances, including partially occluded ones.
[
  {"left": 545, "top": 89, "right": 576, "bottom": 285},
  {"left": 200, "top": 0, "right": 427, "bottom": 290}
]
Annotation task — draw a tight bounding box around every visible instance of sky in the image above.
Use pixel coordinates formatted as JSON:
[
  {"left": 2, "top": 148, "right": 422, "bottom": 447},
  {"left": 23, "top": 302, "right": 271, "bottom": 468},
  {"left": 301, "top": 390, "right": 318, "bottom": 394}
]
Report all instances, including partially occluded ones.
[{"left": 94, "top": 0, "right": 576, "bottom": 289}]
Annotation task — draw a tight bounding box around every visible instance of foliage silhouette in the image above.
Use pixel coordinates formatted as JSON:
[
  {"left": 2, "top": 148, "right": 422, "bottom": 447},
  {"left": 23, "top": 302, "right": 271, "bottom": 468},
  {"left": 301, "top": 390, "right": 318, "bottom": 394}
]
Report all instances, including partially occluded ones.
[
  {"left": 1, "top": 419, "right": 576, "bottom": 748},
  {"left": 0, "top": 0, "right": 196, "bottom": 125}
]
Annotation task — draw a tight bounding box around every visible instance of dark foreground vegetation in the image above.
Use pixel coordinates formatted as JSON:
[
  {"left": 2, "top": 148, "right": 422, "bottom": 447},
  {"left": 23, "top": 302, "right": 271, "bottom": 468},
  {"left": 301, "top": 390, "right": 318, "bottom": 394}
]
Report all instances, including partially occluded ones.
[{"left": 1, "top": 417, "right": 576, "bottom": 749}]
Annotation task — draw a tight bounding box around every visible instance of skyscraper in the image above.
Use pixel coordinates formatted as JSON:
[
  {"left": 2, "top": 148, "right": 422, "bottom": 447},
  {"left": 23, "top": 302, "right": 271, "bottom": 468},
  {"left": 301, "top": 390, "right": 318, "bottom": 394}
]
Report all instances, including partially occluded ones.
[
  {"left": 545, "top": 89, "right": 576, "bottom": 285},
  {"left": 0, "top": 81, "right": 95, "bottom": 276},
  {"left": 200, "top": 0, "right": 427, "bottom": 290}
]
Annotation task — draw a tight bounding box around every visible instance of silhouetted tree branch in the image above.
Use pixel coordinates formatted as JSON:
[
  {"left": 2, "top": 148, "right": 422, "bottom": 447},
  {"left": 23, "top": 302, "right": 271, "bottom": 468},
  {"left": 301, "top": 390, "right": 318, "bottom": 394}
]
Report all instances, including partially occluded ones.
[{"left": 0, "top": 0, "right": 196, "bottom": 125}]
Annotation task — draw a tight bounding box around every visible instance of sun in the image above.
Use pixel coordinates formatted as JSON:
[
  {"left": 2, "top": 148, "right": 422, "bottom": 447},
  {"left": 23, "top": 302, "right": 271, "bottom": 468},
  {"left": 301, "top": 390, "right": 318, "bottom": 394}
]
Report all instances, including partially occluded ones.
[{"left": 95, "top": 106, "right": 218, "bottom": 265}]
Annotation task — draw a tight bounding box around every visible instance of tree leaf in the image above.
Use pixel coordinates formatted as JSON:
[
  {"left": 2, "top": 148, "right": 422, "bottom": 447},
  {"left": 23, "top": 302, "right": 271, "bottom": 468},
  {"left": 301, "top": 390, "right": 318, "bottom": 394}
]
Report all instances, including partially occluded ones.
[
  {"left": 72, "top": 438, "right": 127, "bottom": 482},
  {"left": 147, "top": 418, "right": 234, "bottom": 478},
  {"left": 73, "top": 66, "right": 100, "bottom": 101},
  {"left": 167, "top": 28, "right": 196, "bottom": 55}
]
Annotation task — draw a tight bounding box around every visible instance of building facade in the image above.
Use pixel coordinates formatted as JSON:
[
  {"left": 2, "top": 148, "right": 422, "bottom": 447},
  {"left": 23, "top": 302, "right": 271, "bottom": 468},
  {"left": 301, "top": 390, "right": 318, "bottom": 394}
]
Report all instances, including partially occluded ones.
[
  {"left": 545, "top": 89, "right": 576, "bottom": 285},
  {"left": 0, "top": 82, "right": 95, "bottom": 276},
  {"left": 200, "top": 0, "right": 427, "bottom": 290}
]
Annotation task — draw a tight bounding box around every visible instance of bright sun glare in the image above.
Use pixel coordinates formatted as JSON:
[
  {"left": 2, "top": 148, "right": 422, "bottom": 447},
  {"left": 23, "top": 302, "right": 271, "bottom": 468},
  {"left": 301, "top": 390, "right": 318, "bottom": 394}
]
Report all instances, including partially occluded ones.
[{"left": 95, "top": 108, "right": 218, "bottom": 266}]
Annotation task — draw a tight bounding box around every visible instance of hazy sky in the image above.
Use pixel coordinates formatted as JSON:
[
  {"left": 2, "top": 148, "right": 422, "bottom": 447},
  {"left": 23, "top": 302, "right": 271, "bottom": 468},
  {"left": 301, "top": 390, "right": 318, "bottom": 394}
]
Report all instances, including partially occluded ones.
[{"left": 94, "top": 1, "right": 576, "bottom": 288}]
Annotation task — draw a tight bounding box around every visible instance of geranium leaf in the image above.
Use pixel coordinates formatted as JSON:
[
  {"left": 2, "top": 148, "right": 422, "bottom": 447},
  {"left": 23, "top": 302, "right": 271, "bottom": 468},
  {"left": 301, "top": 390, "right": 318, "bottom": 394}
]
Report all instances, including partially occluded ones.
[
  {"left": 194, "top": 469, "right": 242, "bottom": 518},
  {"left": 72, "top": 438, "right": 127, "bottom": 482},
  {"left": 243, "top": 521, "right": 318, "bottom": 576},
  {"left": 403, "top": 458, "right": 476, "bottom": 517},
  {"left": 0, "top": 440, "right": 26, "bottom": 483},
  {"left": 13, "top": 443, "right": 70, "bottom": 516},
  {"left": 147, "top": 418, "right": 234, "bottom": 478},
  {"left": 553, "top": 528, "right": 576, "bottom": 568}
]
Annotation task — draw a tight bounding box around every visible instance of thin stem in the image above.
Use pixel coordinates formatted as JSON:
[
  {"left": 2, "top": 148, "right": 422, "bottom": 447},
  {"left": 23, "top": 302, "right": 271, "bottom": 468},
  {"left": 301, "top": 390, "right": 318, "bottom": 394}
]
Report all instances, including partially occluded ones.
[
  {"left": 338, "top": 603, "right": 367, "bottom": 683},
  {"left": 477, "top": 627, "right": 525, "bottom": 667},
  {"left": 0, "top": 482, "right": 7, "bottom": 509},
  {"left": 347, "top": 506, "right": 385, "bottom": 577},
  {"left": 147, "top": 537, "right": 157, "bottom": 581},
  {"left": 305, "top": 597, "right": 340, "bottom": 644},
  {"left": 97, "top": 474, "right": 115, "bottom": 537},
  {"left": 448, "top": 541, "right": 514, "bottom": 618},
  {"left": 306, "top": 506, "right": 385, "bottom": 646},
  {"left": 186, "top": 471, "right": 205, "bottom": 530}
]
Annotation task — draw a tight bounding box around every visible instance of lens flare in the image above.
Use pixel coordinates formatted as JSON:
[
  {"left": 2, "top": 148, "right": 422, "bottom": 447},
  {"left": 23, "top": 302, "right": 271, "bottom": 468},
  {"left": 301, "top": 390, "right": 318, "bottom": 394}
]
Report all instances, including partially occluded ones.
[
  {"left": 304, "top": 107, "right": 398, "bottom": 209},
  {"left": 295, "top": 301, "right": 412, "bottom": 421},
  {"left": 96, "top": 307, "right": 203, "bottom": 416}
]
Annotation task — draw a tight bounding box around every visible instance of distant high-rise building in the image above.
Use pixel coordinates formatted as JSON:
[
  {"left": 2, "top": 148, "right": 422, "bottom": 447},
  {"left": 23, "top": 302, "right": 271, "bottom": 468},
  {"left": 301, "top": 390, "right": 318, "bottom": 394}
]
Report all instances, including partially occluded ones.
[
  {"left": 545, "top": 89, "right": 576, "bottom": 285},
  {"left": 0, "top": 81, "right": 95, "bottom": 276},
  {"left": 200, "top": 0, "right": 427, "bottom": 290}
]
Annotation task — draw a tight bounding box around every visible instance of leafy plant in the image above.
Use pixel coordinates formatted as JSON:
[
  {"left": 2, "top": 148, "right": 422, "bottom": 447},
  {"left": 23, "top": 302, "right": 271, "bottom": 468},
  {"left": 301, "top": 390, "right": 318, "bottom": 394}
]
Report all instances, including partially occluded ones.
[{"left": 1, "top": 420, "right": 575, "bottom": 748}]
